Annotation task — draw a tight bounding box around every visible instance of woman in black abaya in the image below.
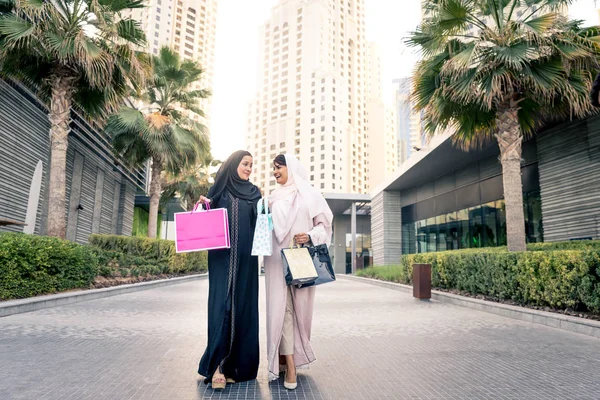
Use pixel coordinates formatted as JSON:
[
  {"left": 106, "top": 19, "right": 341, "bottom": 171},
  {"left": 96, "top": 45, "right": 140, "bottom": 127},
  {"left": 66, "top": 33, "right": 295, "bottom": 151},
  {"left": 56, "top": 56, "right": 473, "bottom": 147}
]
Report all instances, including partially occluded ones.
[{"left": 197, "top": 150, "right": 262, "bottom": 389}]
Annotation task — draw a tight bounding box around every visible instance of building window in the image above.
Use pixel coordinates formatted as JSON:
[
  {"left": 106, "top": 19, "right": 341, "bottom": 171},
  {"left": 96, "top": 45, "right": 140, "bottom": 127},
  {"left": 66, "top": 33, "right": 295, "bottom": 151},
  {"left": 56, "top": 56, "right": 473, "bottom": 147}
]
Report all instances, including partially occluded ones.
[{"left": 400, "top": 192, "right": 543, "bottom": 254}]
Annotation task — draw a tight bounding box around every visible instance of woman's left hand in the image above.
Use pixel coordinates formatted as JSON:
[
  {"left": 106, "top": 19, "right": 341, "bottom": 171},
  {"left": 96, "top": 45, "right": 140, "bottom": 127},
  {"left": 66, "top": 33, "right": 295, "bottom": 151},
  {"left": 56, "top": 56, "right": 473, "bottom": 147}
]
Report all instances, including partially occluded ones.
[{"left": 294, "top": 233, "right": 310, "bottom": 245}]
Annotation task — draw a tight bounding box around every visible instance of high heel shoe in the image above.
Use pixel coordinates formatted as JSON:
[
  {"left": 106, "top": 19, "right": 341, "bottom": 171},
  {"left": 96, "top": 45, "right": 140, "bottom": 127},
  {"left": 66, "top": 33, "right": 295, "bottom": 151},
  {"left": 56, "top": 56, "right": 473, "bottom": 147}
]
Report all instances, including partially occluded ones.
[
  {"left": 283, "top": 371, "right": 297, "bottom": 390},
  {"left": 211, "top": 367, "right": 226, "bottom": 390}
]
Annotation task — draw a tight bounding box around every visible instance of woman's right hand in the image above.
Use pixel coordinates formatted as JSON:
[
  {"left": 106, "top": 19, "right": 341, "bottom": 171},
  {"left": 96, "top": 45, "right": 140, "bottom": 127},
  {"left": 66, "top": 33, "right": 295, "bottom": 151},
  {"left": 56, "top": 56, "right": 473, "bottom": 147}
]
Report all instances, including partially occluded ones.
[{"left": 198, "top": 195, "right": 212, "bottom": 205}]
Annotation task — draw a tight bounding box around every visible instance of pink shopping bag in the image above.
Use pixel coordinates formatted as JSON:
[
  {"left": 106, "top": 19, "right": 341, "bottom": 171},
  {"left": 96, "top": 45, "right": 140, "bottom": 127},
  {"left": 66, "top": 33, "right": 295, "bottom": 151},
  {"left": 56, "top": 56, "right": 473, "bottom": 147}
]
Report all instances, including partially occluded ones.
[{"left": 174, "top": 202, "right": 230, "bottom": 253}]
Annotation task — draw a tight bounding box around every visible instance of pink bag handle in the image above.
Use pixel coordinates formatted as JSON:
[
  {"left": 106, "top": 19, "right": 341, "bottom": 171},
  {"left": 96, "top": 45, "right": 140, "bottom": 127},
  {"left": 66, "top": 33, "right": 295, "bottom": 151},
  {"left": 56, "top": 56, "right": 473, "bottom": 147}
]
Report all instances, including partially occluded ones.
[{"left": 193, "top": 201, "right": 211, "bottom": 212}]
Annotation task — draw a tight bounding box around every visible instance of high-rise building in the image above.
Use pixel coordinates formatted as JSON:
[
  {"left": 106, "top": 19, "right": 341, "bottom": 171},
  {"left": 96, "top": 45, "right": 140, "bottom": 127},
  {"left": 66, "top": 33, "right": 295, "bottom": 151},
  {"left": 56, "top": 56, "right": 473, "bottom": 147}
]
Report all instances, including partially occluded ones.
[
  {"left": 367, "top": 43, "right": 397, "bottom": 189},
  {"left": 123, "top": 0, "right": 218, "bottom": 129},
  {"left": 246, "top": 0, "right": 371, "bottom": 194},
  {"left": 393, "top": 77, "right": 422, "bottom": 165}
]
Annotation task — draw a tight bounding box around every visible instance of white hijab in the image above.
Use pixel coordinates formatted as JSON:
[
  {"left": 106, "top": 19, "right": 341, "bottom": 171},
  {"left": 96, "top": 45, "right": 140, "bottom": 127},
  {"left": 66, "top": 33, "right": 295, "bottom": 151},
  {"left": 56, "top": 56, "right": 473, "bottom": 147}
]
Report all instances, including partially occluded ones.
[{"left": 269, "top": 155, "right": 333, "bottom": 243}]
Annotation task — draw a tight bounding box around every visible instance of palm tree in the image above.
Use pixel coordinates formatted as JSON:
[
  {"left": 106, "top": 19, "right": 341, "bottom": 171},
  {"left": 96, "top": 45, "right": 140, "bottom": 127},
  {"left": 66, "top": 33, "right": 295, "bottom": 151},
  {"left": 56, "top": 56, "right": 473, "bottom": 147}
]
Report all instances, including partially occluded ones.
[
  {"left": 408, "top": 0, "right": 599, "bottom": 251},
  {"left": 0, "top": 0, "right": 148, "bottom": 238},
  {"left": 161, "top": 157, "right": 221, "bottom": 212},
  {"left": 105, "top": 46, "right": 210, "bottom": 239}
]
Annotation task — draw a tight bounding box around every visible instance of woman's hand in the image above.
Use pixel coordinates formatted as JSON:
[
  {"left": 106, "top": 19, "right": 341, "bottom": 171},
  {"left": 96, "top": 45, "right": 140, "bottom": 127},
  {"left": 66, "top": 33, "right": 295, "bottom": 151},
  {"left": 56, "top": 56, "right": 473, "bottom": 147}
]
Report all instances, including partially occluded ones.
[
  {"left": 294, "top": 233, "right": 310, "bottom": 245},
  {"left": 198, "top": 195, "right": 211, "bottom": 206}
]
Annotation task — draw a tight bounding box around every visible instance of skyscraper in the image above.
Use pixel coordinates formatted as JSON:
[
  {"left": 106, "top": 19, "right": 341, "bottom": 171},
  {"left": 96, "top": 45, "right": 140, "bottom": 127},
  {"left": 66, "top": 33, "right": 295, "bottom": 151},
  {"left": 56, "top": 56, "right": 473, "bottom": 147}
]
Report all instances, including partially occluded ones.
[
  {"left": 367, "top": 43, "right": 397, "bottom": 189},
  {"left": 123, "top": 0, "right": 218, "bottom": 129},
  {"left": 246, "top": 0, "right": 372, "bottom": 194},
  {"left": 393, "top": 77, "right": 422, "bottom": 165}
]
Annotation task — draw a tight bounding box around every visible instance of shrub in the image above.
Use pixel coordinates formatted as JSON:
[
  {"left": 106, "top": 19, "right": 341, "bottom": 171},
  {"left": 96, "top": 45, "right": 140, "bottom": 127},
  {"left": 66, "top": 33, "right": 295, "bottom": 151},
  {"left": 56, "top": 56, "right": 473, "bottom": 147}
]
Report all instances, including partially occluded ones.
[
  {"left": 89, "top": 235, "right": 175, "bottom": 264},
  {"left": 0, "top": 232, "right": 98, "bottom": 300},
  {"left": 357, "top": 248, "right": 600, "bottom": 313},
  {"left": 527, "top": 240, "right": 600, "bottom": 251},
  {"left": 89, "top": 234, "right": 208, "bottom": 276}
]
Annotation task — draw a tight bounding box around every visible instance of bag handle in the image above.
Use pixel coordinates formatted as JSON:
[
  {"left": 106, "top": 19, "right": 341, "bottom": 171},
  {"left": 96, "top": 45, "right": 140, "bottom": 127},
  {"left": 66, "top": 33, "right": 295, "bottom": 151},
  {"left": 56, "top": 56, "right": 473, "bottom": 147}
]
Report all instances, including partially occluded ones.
[
  {"left": 289, "top": 237, "right": 304, "bottom": 249},
  {"left": 193, "top": 201, "right": 211, "bottom": 212},
  {"left": 256, "top": 196, "right": 269, "bottom": 215}
]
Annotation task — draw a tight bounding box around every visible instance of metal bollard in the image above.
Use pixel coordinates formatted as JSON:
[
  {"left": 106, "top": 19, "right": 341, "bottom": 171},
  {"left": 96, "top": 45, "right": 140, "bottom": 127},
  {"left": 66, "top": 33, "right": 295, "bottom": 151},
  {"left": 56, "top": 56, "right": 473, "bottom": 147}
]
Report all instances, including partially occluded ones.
[{"left": 412, "top": 263, "right": 431, "bottom": 300}]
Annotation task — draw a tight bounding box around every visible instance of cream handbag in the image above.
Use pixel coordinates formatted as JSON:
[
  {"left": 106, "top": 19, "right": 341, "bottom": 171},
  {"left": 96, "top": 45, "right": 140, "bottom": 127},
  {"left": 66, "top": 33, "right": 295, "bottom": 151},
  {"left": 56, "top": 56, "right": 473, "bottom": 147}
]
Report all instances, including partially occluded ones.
[{"left": 281, "top": 239, "right": 318, "bottom": 287}]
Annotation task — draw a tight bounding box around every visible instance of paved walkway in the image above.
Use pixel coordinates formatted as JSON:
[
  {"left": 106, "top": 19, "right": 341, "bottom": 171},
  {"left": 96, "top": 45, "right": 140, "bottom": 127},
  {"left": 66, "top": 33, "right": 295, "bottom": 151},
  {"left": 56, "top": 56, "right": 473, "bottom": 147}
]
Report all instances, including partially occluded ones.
[{"left": 0, "top": 277, "right": 599, "bottom": 400}]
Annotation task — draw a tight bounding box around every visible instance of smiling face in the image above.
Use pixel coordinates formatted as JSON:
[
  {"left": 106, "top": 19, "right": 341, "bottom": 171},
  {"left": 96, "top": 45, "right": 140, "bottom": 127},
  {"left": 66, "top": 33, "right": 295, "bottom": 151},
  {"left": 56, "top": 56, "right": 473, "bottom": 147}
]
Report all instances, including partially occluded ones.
[
  {"left": 237, "top": 155, "right": 253, "bottom": 180},
  {"left": 273, "top": 162, "right": 288, "bottom": 185}
]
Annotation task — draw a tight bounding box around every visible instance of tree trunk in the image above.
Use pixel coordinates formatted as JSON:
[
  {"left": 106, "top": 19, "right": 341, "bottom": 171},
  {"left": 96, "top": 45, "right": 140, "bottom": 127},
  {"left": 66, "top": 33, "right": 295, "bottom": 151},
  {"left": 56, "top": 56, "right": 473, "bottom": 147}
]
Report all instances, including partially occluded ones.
[
  {"left": 495, "top": 107, "right": 527, "bottom": 252},
  {"left": 47, "top": 74, "right": 76, "bottom": 238},
  {"left": 148, "top": 157, "right": 163, "bottom": 239}
]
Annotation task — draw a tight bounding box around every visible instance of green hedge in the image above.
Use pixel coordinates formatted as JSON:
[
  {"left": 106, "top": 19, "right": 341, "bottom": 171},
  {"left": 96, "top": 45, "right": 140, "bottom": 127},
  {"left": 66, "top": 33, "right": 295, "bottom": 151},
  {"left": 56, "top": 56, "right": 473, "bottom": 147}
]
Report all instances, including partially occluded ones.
[
  {"left": 0, "top": 233, "right": 98, "bottom": 300},
  {"left": 357, "top": 248, "right": 600, "bottom": 313},
  {"left": 527, "top": 240, "right": 600, "bottom": 251},
  {"left": 0, "top": 233, "right": 208, "bottom": 301},
  {"left": 89, "top": 234, "right": 207, "bottom": 277}
]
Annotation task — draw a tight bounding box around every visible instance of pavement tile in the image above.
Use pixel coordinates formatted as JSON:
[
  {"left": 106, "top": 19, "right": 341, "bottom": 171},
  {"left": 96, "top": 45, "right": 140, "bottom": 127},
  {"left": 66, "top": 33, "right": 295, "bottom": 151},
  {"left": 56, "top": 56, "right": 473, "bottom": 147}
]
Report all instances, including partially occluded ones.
[{"left": 0, "top": 278, "right": 599, "bottom": 399}]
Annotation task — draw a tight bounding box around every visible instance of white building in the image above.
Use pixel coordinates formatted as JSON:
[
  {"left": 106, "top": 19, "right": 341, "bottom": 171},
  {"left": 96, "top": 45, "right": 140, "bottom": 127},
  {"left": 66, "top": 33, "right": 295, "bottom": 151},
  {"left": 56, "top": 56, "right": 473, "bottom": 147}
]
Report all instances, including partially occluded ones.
[
  {"left": 246, "top": 0, "right": 373, "bottom": 195},
  {"left": 393, "top": 77, "right": 423, "bottom": 166},
  {"left": 366, "top": 43, "right": 397, "bottom": 188},
  {"left": 123, "top": 0, "right": 218, "bottom": 129}
]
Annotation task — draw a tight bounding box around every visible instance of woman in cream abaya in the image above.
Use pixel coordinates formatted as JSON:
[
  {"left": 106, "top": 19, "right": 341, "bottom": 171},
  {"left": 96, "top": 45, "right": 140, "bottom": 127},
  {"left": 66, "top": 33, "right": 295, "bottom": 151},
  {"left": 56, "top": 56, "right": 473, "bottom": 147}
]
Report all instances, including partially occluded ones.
[{"left": 264, "top": 154, "right": 333, "bottom": 390}]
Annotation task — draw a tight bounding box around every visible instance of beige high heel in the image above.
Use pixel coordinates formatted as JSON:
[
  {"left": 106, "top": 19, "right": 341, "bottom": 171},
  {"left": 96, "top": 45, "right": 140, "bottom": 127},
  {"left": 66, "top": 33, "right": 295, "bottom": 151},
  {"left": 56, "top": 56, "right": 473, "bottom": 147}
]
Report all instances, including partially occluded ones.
[
  {"left": 283, "top": 370, "right": 297, "bottom": 390},
  {"left": 211, "top": 367, "right": 226, "bottom": 390}
]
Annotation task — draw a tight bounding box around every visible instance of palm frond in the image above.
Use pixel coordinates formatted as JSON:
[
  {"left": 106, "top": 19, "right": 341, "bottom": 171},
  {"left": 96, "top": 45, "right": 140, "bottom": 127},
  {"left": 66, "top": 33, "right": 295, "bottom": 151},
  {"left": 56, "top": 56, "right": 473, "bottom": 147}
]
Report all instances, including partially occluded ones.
[
  {"left": 0, "top": 0, "right": 149, "bottom": 119},
  {"left": 0, "top": 14, "right": 33, "bottom": 41},
  {"left": 116, "top": 19, "right": 146, "bottom": 46},
  {"left": 97, "top": 0, "right": 146, "bottom": 12},
  {"left": 411, "top": 0, "right": 600, "bottom": 150}
]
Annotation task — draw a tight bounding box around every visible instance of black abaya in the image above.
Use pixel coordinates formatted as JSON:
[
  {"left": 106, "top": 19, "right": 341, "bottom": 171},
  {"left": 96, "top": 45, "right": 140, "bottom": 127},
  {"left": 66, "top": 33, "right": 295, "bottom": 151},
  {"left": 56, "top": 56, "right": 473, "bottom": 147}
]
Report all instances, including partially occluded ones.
[{"left": 198, "top": 190, "right": 260, "bottom": 383}]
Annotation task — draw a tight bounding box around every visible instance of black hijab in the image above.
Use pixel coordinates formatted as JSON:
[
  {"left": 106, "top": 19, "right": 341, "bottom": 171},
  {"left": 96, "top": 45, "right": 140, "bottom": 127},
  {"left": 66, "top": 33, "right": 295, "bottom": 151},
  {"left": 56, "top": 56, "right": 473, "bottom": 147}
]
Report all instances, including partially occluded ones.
[{"left": 208, "top": 150, "right": 261, "bottom": 204}]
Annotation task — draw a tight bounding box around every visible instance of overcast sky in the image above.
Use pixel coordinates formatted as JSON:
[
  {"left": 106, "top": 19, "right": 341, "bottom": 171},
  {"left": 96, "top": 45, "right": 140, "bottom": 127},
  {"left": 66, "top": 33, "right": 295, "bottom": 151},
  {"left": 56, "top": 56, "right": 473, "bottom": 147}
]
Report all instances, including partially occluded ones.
[{"left": 208, "top": 0, "right": 599, "bottom": 161}]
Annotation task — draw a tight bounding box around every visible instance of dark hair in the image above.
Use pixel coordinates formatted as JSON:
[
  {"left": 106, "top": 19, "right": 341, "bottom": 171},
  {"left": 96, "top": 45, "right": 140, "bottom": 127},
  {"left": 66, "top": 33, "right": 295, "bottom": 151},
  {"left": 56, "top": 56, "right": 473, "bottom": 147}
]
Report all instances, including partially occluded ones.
[{"left": 273, "top": 154, "right": 287, "bottom": 166}]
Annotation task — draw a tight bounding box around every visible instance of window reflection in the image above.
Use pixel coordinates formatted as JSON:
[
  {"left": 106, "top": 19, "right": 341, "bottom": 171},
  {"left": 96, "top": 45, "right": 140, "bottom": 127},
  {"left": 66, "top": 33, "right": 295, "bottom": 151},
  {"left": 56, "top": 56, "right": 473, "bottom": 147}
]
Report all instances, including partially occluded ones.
[
  {"left": 401, "top": 191, "right": 543, "bottom": 254},
  {"left": 345, "top": 233, "right": 372, "bottom": 272},
  {"left": 457, "top": 209, "right": 469, "bottom": 249}
]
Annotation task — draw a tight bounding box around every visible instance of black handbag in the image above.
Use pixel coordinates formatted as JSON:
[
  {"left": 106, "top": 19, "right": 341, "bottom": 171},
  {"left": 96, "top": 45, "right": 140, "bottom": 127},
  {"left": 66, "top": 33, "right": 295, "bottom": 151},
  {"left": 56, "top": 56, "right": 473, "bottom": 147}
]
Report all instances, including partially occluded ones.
[{"left": 294, "top": 244, "right": 336, "bottom": 289}]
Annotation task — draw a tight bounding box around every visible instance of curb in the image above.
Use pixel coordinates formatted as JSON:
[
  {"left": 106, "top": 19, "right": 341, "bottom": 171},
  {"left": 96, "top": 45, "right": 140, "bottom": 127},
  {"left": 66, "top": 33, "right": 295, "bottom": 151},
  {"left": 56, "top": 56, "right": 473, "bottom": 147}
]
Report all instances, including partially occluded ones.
[
  {"left": 0, "top": 273, "right": 208, "bottom": 318},
  {"left": 339, "top": 275, "right": 600, "bottom": 340}
]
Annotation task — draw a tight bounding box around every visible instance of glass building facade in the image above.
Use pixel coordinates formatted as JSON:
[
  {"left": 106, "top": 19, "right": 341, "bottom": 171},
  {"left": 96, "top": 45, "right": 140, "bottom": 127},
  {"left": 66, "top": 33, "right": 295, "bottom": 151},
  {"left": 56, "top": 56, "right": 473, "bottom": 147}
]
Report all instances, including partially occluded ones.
[{"left": 401, "top": 164, "right": 543, "bottom": 254}]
